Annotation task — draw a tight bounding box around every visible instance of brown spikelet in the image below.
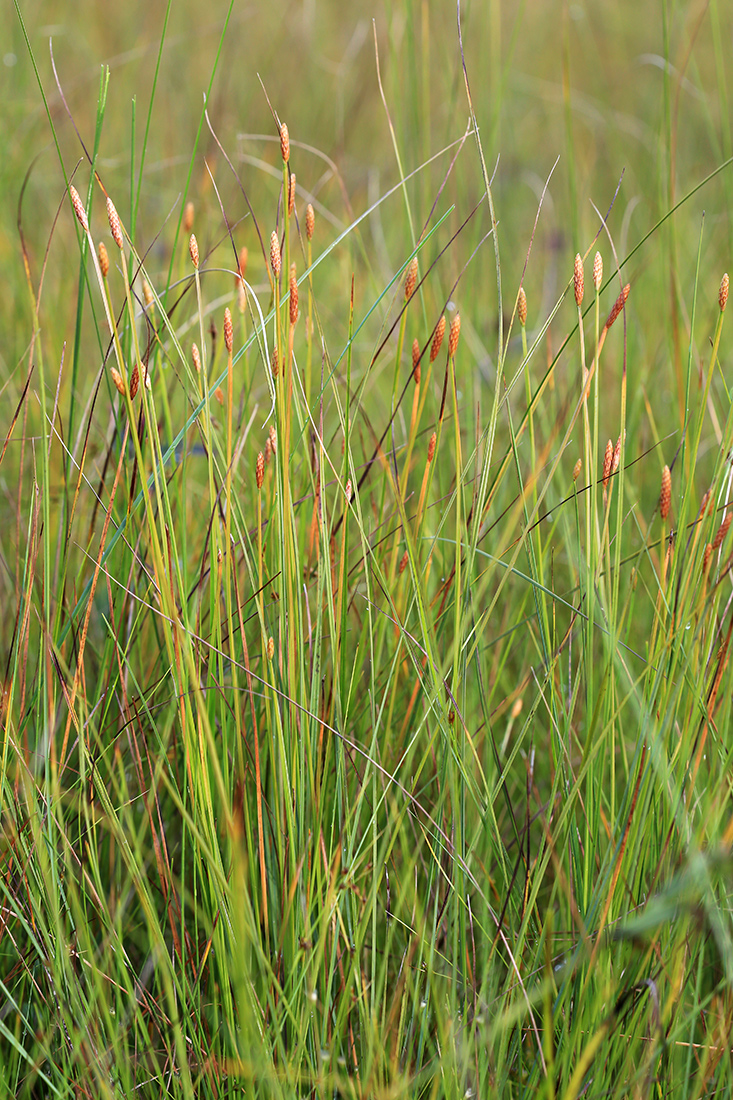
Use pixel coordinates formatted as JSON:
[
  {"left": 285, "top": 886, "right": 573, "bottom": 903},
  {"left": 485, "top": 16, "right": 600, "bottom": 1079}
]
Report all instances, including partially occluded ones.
[
  {"left": 183, "top": 200, "right": 195, "bottom": 233},
  {"left": 267, "top": 636, "right": 275, "bottom": 661},
  {"left": 573, "top": 458, "right": 582, "bottom": 482},
  {"left": 404, "top": 257, "right": 418, "bottom": 301},
  {"left": 264, "top": 437, "right": 272, "bottom": 464},
  {"left": 659, "top": 465, "right": 671, "bottom": 520},
  {"left": 602, "top": 439, "right": 613, "bottom": 492},
  {"left": 430, "top": 315, "right": 446, "bottom": 362},
  {"left": 269, "top": 424, "right": 277, "bottom": 454},
  {"left": 129, "top": 363, "right": 139, "bottom": 400},
  {"left": 223, "top": 308, "right": 233, "bottom": 354},
  {"left": 106, "top": 199, "right": 123, "bottom": 249},
  {"left": 574, "top": 253, "right": 584, "bottom": 307},
  {"left": 306, "top": 203, "right": 315, "bottom": 241},
  {"left": 271, "top": 345, "right": 279, "bottom": 377},
  {"left": 69, "top": 185, "right": 89, "bottom": 233},
  {"left": 517, "top": 287, "right": 527, "bottom": 327},
  {"left": 412, "top": 338, "right": 421, "bottom": 383},
  {"left": 192, "top": 343, "right": 202, "bottom": 373},
  {"left": 256, "top": 452, "right": 265, "bottom": 490},
  {"left": 399, "top": 550, "right": 409, "bottom": 574},
  {"left": 110, "top": 367, "right": 125, "bottom": 396},
  {"left": 189, "top": 233, "right": 199, "bottom": 268},
  {"left": 280, "top": 122, "right": 290, "bottom": 164},
  {"left": 142, "top": 278, "right": 154, "bottom": 307},
  {"left": 427, "top": 431, "right": 437, "bottom": 463},
  {"left": 345, "top": 479, "right": 353, "bottom": 503},
  {"left": 289, "top": 264, "right": 299, "bottom": 324},
  {"left": 593, "top": 252, "right": 603, "bottom": 291},
  {"left": 448, "top": 313, "right": 461, "bottom": 357},
  {"left": 712, "top": 513, "right": 732, "bottom": 552},
  {"left": 98, "top": 241, "right": 109, "bottom": 277},
  {"left": 288, "top": 172, "right": 296, "bottom": 217},
  {"left": 214, "top": 386, "right": 224, "bottom": 405},
  {"left": 703, "top": 543, "right": 713, "bottom": 576},
  {"left": 612, "top": 432, "right": 623, "bottom": 474},
  {"left": 720, "top": 273, "right": 729, "bottom": 312},
  {"left": 605, "top": 283, "right": 630, "bottom": 329},
  {"left": 270, "top": 231, "right": 281, "bottom": 279}
]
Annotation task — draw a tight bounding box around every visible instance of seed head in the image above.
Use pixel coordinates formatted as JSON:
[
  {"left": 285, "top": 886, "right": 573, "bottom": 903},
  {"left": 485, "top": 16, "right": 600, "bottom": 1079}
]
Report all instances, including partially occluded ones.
[
  {"left": 612, "top": 432, "right": 623, "bottom": 474},
  {"left": 267, "top": 636, "right": 275, "bottom": 661},
  {"left": 427, "top": 431, "right": 437, "bottom": 463},
  {"left": 129, "top": 362, "right": 139, "bottom": 400},
  {"left": 404, "top": 256, "right": 418, "bottom": 301},
  {"left": 399, "top": 550, "right": 409, "bottom": 574},
  {"left": 224, "top": 307, "right": 233, "bottom": 354},
  {"left": 605, "top": 283, "right": 631, "bottom": 329},
  {"left": 720, "top": 273, "right": 729, "bottom": 313},
  {"left": 448, "top": 312, "right": 461, "bottom": 357},
  {"left": 517, "top": 287, "right": 527, "bottom": 327},
  {"left": 98, "top": 241, "right": 109, "bottom": 277},
  {"left": 69, "top": 185, "right": 89, "bottom": 233},
  {"left": 264, "top": 437, "right": 272, "bottom": 464},
  {"left": 107, "top": 199, "right": 123, "bottom": 250},
  {"left": 270, "top": 230, "right": 281, "bottom": 279},
  {"left": 214, "top": 386, "right": 224, "bottom": 405},
  {"left": 306, "top": 203, "right": 315, "bottom": 241},
  {"left": 573, "top": 458, "right": 582, "bottom": 482},
  {"left": 659, "top": 465, "right": 671, "bottom": 520},
  {"left": 269, "top": 424, "right": 277, "bottom": 454},
  {"left": 142, "top": 278, "right": 154, "bottom": 307},
  {"left": 430, "top": 315, "right": 446, "bottom": 362},
  {"left": 256, "top": 451, "right": 265, "bottom": 490},
  {"left": 574, "top": 253, "right": 584, "bottom": 307},
  {"left": 593, "top": 252, "right": 603, "bottom": 291},
  {"left": 189, "top": 233, "right": 199, "bottom": 268},
  {"left": 271, "top": 345, "right": 279, "bottom": 377},
  {"left": 183, "top": 200, "right": 195, "bottom": 233},
  {"left": 703, "top": 544, "right": 713, "bottom": 576},
  {"left": 110, "top": 367, "right": 125, "bottom": 396},
  {"left": 602, "top": 438, "right": 613, "bottom": 491},
  {"left": 192, "top": 343, "right": 202, "bottom": 373},
  {"left": 288, "top": 172, "right": 296, "bottom": 217},
  {"left": 412, "top": 337, "right": 421, "bottom": 383},
  {"left": 289, "top": 263, "right": 299, "bottom": 324},
  {"left": 345, "top": 479, "right": 353, "bottom": 503},
  {"left": 237, "top": 280, "right": 247, "bottom": 314},
  {"left": 280, "top": 122, "right": 290, "bottom": 164},
  {"left": 712, "top": 513, "right": 732, "bottom": 552}
]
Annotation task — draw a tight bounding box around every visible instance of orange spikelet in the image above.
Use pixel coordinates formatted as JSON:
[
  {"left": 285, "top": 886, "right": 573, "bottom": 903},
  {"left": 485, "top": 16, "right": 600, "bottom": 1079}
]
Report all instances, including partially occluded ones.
[
  {"left": 280, "top": 122, "right": 290, "bottom": 164},
  {"left": 142, "top": 278, "right": 154, "bottom": 307},
  {"left": 237, "top": 280, "right": 247, "bottom": 314},
  {"left": 69, "top": 185, "right": 89, "bottom": 233},
  {"left": 430, "top": 315, "right": 446, "bottom": 362},
  {"left": 107, "top": 199, "right": 123, "bottom": 250},
  {"left": 288, "top": 172, "right": 296, "bottom": 217},
  {"left": 573, "top": 458, "right": 582, "bottom": 482},
  {"left": 129, "top": 363, "right": 139, "bottom": 400},
  {"left": 271, "top": 345, "right": 279, "bottom": 377},
  {"left": 192, "top": 343, "right": 202, "bottom": 373},
  {"left": 448, "top": 313, "right": 461, "bottom": 357},
  {"left": 256, "top": 451, "right": 265, "bottom": 490},
  {"left": 98, "top": 241, "right": 109, "bottom": 277},
  {"left": 427, "top": 431, "right": 437, "bottom": 463},
  {"left": 412, "top": 338, "right": 421, "bottom": 383},
  {"left": 602, "top": 439, "right": 613, "bottom": 492},
  {"left": 305, "top": 203, "right": 315, "bottom": 241},
  {"left": 110, "top": 367, "right": 125, "bottom": 396},
  {"left": 659, "top": 465, "right": 671, "bottom": 521},
  {"left": 345, "top": 479, "right": 353, "bottom": 503},
  {"left": 712, "top": 513, "right": 732, "bottom": 552},
  {"left": 605, "top": 283, "right": 630, "bottom": 329},
  {"left": 612, "top": 432, "right": 623, "bottom": 474},
  {"left": 703, "top": 543, "right": 713, "bottom": 576},
  {"left": 267, "top": 636, "right": 275, "bottom": 661},
  {"left": 264, "top": 437, "right": 272, "bottom": 464},
  {"left": 269, "top": 424, "right": 277, "bottom": 454},
  {"left": 517, "top": 287, "right": 527, "bottom": 327},
  {"left": 574, "top": 253, "right": 584, "bottom": 307},
  {"left": 593, "top": 252, "right": 603, "bottom": 291},
  {"left": 399, "top": 550, "right": 409, "bottom": 574},
  {"left": 404, "top": 257, "right": 418, "bottom": 301},
  {"left": 189, "top": 233, "right": 199, "bottom": 268},
  {"left": 214, "top": 386, "right": 224, "bottom": 405},
  {"left": 224, "top": 308, "right": 233, "bottom": 354},
  {"left": 720, "top": 273, "right": 729, "bottom": 313},
  {"left": 289, "top": 264, "right": 299, "bottom": 324},
  {"left": 270, "top": 230, "right": 281, "bottom": 279}
]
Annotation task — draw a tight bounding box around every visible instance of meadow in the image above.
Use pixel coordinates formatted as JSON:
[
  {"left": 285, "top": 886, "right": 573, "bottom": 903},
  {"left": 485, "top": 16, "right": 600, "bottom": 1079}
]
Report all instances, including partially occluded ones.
[{"left": 2, "top": 0, "right": 733, "bottom": 1095}]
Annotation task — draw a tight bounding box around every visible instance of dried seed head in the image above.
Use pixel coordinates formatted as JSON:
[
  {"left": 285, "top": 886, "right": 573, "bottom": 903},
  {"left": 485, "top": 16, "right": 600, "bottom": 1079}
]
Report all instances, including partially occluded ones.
[
  {"left": 69, "top": 185, "right": 89, "bottom": 233},
  {"left": 142, "top": 278, "right": 154, "bottom": 307},
  {"left": 280, "top": 122, "right": 290, "bottom": 164},
  {"left": 269, "top": 424, "right": 277, "bottom": 454},
  {"left": 189, "top": 233, "right": 199, "bottom": 268},
  {"left": 593, "top": 252, "right": 603, "bottom": 291},
  {"left": 98, "top": 241, "right": 109, "bottom": 277},
  {"left": 305, "top": 203, "right": 315, "bottom": 242},
  {"left": 659, "top": 465, "right": 671, "bottom": 521},
  {"left": 573, "top": 458, "right": 582, "bottom": 482},
  {"left": 110, "top": 367, "right": 125, "bottom": 396},
  {"left": 289, "top": 263, "right": 299, "bottom": 324},
  {"left": 448, "top": 312, "right": 461, "bottom": 357},
  {"left": 517, "top": 286, "right": 527, "bottom": 327},
  {"left": 237, "top": 279, "right": 247, "bottom": 314},
  {"left": 105, "top": 198, "right": 123, "bottom": 250},
  {"left": 288, "top": 172, "right": 296, "bottom": 217},
  {"left": 602, "top": 438, "right": 613, "bottom": 491},
  {"left": 192, "top": 343, "right": 202, "bottom": 373},
  {"left": 270, "top": 230, "right": 281, "bottom": 279},
  {"left": 412, "top": 337, "right": 421, "bottom": 383},
  {"left": 271, "top": 345, "right": 279, "bottom": 377},
  {"left": 612, "top": 432, "right": 623, "bottom": 474},
  {"left": 404, "top": 256, "right": 418, "bottom": 301},
  {"left": 605, "top": 283, "right": 631, "bottom": 329},
  {"left": 574, "top": 253, "right": 584, "bottom": 307},
  {"left": 266, "top": 636, "right": 275, "bottom": 661},
  {"left": 264, "top": 437, "right": 272, "bottom": 464},
  {"left": 430, "top": 315, "right": 446, "bottom": 362},
  {"left": 712, "top": 513, "right": 732, "bottom": 552},
  {"left": 345, "top": 479, "right": 353, "bottom": 503},
  {"left": 129, "top": 362, "right": 139, "bottom": 400},
  {"left": 399, "top": 550, "right": 409, "bottom": 574},
  {"left": 183, "top": 200, "right": 195, "bottom": 233},
  {"left": 720, "top": 273, "right": 729, "bottom": 313},
  {"left": 427, "top": 431, "right": 437, "bottom": 463},
  {"left": 223, "top": 308, "right": 233, "bottom": 354},
  {"left": 703, "top": 543, "right": 713, "bottom": 575},
  {"left": 214, "top": 386, "right": 224, "bottom": 405},
  {"left": 256, "top": 451, "right": 265, "bottom": 490}
]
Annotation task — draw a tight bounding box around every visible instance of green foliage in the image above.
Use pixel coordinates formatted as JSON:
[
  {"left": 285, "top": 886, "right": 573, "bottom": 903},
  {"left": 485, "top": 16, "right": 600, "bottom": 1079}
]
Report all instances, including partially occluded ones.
[{"left": 2, "top": 1, "right": 733, "bottom": 1096}]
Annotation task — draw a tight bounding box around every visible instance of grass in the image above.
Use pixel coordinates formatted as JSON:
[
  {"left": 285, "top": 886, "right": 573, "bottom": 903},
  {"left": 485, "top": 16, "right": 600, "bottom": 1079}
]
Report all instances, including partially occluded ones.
[{"left": 3, "top": 0, "right": 733, "bottom": 1095}]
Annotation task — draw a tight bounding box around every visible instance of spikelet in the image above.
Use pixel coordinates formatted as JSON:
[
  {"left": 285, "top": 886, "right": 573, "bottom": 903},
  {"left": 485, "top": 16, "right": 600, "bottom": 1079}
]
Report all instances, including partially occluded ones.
[
  {"left": 264, "top": 437, "right": 272, "bottom": 464},
  {"left": 703, "top": 543, "right": 713, "bottom": 576},
  {"left": 270, "top": 230, "right": 281, "bottom": 279},
  {"left": 593, "top": 252, "right": 603, "bottom": 291},
  {"left": 110, "top": 367, "right": 125, "bottom": 396},
  {"left": 104, "top": 198, "right": 123, "bottom": 250},
  {"left": 399, "top": 550, "right": 409, "bottom": 574},
  {"left": 142, "top": 278, "right": 154, "bottom": 308},
  {"left": 448, "top": 313, "right": 461, "bottom": 357},
  {"left": 720, "top": 273, "right": 729, "bottom": 313},
  {"left": 269, "top": 424, "right": 277, "bottom": 454},
  {"left": 659, "top": 465, "right": 671, "bottom": 520},
  {"left": 605, "top": 283, "right": 630, "bottom": 329},
  {"left": 427, "top": 431, "right": 437, "bottom": 463},
  {"left": 288, "top": 172, "right": 296, "bottom": 217},
  {"left": 183, "top": 200, "right": 195, "bottom": 233},
  {"left": 280, "top": 122, "right": 290, "bottom": 164},
  {"left": 129, "top": 362, "right": 139, "bottom": 400},
  {"left": 404, "top": 257, "right": 418, "bottom": 301},
  {"left": 574, "top": 253, "right": 584, "bottom": 307},
  {"left": 214, "top": 386, "right": 224, "bottom": 405},
  {"left": 711, "top": 513, "right": 732, "bottom": 552},
  {"left": 289, "top": 264, "right": 299, "bottom": 324},
  {"left": 306, "top": 203, "right": 315, "bottom": 241},
  {"left": 612, "top": 432, "right": 623, "bottom": 474},
  {"left": 517, "top": 287, "right": 527, "bottom": 327},
  {"left": 223, "top": 308, "right": 233, "bottom": 354},
  {"left": 412, "top": 337, "right": 421, "bottom": 383},
  {"left": 189, "top": 233, "right": 199, "bottom": 268},
  {"left": 256, "top": 451, "right": 265, "bottom": 490},
  {"left": 69, "top": 185, "right": 89, "bottom": 232},
  {"left": 192, "top": 343, "right": 202, "bottom": 373},
  {"left": 430, "top": 315, "right": 446, "bottom": 362},
  {"left": 98, "top": 241, "right": 109, "bottom": 277},
  {"left": 267, "top": 636, "right": 275, "bottom": 661},
  {"left": 602, "top": 439, "right": 613, "bottom": 492},
  {"left": 271, "top": 345, "right": 279, "bottom": 377},
  {"left": 345, "top": 479, "right": 353, "bottom": 503},
  {"left": 573, "top": 458, "right": 582, "bottom": 482}
]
